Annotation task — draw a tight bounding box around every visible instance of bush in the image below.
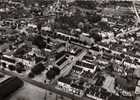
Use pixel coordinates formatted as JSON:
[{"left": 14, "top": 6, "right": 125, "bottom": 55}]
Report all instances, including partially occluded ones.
[{"left": 1, "top": 62, "right": 7, "bottom": 68}]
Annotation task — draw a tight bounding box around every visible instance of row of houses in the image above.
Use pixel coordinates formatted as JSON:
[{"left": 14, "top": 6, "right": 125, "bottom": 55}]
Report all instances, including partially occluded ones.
[
  {"left": 1, "top": 54, "right": 34, "bottom": 69},
  {"left": 56, "top": 76, "right": 85, "bottom": 97},
  {"left": 56, "top": 52, "right": 97, "bottom": 97}
]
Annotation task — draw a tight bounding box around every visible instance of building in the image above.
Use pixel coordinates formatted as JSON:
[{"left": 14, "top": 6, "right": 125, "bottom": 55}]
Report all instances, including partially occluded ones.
[
  {"left": 57, "top": 77, "right": 72, "bottom": 93},
  {"left": 86, "top": 85, "right": 111, "bottom": 100},
  {"left": 0, "top": 77, "right": 24, "bottom": 99},
  {"left": 72, "top": 66, "right": 83, "bottom": 74},
  {"left": 1, "top": 55, "right": 16, "bottom": 67},
  {"left": 57, "top": 77, "right": 85, "bottom": 97},
  {"left": 76, "top": 61, "right": 97, "bottom": 73}
]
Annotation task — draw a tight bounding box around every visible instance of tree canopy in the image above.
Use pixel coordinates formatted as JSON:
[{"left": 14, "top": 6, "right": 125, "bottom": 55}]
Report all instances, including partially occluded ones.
[
  {"left": 31, "top": 63, "right": 45, "bottom": 75},
  {"left": 46, "top": 67, "right": 60, "bottom": 80}
]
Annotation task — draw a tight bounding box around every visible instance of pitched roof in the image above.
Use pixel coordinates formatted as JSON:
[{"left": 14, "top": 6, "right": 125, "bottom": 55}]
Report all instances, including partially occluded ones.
[
  {"left": 71, "top": 84, "right": 84, "bottom": 90},
  {"left": 58, "top": 77, "right": 71, "bottom": 85},
  {"left": 72, "top": 66, "right": 83, "bottom": 72}
]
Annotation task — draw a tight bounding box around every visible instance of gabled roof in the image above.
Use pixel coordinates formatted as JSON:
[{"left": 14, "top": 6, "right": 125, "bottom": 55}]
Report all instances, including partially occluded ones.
[
  {"left": 71, "top": 84, "right": 84, "bottom": 90},
  {"left": 72, "top": 66, "right": 83, "bottom": 72},
  {"left": 58, "top": 77, "right": 71, "bottom": 85},
  {"left": 76, "top": 61, "right": 95, "bottom": 69}
]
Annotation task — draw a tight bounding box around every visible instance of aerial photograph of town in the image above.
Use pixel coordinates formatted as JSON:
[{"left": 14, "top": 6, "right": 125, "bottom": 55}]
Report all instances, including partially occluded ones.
[{"left": 1, "top": 0, "right": 140, "bottom": 100}]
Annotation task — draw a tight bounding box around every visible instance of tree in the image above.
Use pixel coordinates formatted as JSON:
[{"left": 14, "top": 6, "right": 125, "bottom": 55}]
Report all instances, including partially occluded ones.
[
  {"left": 0, "top": 52, "right": 2, "bottom": 59},
  {"left": 1, "top": 62, "right": 6, "bottom": 68},
  {"left": 52, "top": 67, "right": 60, "bottom": 75},
  {"left": 46, "top": 67, "right": 60, "bottom": 80},
  {"left": 16, "top": 62, "right": 25, "bottom": 69},
  {"left": 106, "top": 62, "right": 114, "bottom": 72},
  {"left": 89, "top": 28, "right": 102, "bottom": 42},
  {"left": 46, "top": 69, "right": 56, "bottom": 80},
  {"left": 16, "top": 67, "right": 23, "bottom": 73},
  {"left": 11, "top": 24, "right": 17, "bottom": 29},
  {"left": 90, "top": 33, "right": 102, "bottom": 42},
  {"left": 31, "top": 63, "right": 45, "bottom": 75},
  {"left": 120, "top": 53, "right": 125, "bottom": 58},
  {"left": 88, "top": 14, "right": 101, "bottom": 23},
  {"left": 8, "top": 65, "right": 16, "bottom": 71},
  {"left": 16, "top": 62, "right": 25, "bottom": 73}
]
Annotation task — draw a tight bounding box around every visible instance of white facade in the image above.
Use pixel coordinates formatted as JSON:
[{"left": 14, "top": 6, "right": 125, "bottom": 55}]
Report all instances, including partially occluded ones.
[{"left": 57, "top": 81, "right": 84, "bottom": 97}]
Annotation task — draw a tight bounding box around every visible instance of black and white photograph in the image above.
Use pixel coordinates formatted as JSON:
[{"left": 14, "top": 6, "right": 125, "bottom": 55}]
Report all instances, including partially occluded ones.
[{"left": 0, "top": 0, "right": 140, "bottom": 100}]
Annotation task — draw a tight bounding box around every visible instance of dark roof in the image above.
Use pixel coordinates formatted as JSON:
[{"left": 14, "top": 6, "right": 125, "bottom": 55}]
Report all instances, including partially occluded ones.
[
  {"left": 72, "top": 66, "right": 83, "bottom": 72},
  {"left": 71, "top": 84, "right": 84, "bottom": 90},
  {"left": 13, "top": 44, "right": 32, "bottom": 56},
  {"left": 58, "top": 77, "right": 71, "bottom": 85},
  {"left": 76, "top": 61, "right": 95, "bottom": 69},
  {"left": 104, "top": 52, "right": 113, "bottom": 57},
  {"left": 56, "top": 56, "right": 67, "bottom": 66},
  {"left": 75, "top": 48, "right": 83, "bottom": 56},
  {"left": 102, "top": 55, "right": 112, "bottom": 60},
  {"left": 83, "top": 55, "right": 94, "bottom": 61},
  {"left": 1, "top": 56, "right": 16, "bottom": 64}
]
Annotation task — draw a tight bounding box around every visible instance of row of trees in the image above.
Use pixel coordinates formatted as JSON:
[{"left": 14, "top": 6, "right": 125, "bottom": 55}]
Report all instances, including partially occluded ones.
[
  {"left": 1, "top": 62, "right": 26, "bottom": 73},
  {"left": 28, "top": 62, "right": 60, "bottom": 81},
  {"left": 55, "top": 9, "right": 102, "bottom": 33}
]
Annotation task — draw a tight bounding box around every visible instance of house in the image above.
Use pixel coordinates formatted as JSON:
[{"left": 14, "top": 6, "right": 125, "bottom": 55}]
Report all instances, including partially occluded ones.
[
  {"left": 72, "top": 66, "right": 83, "bottom": 74},
  {"left": 57, "top": 77, "right": 85, "bottom": 97},
  {"left": 1, "top": 54, "right": 35, "bottom": 69},
  {"left": 71, "top": 84, "right": 84, "bottom": 96},
  {"left": 57, "top": 77, "right": 72, "bottom": 93},
  {"left": 76, "top": 61, "right": 96, "bottom": 73},
  {"left": 1, "top": 55, "right": 16, "bottom": 67},
  {"left": 86, "top": 86, "right": 111, "bottom": 100}
]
